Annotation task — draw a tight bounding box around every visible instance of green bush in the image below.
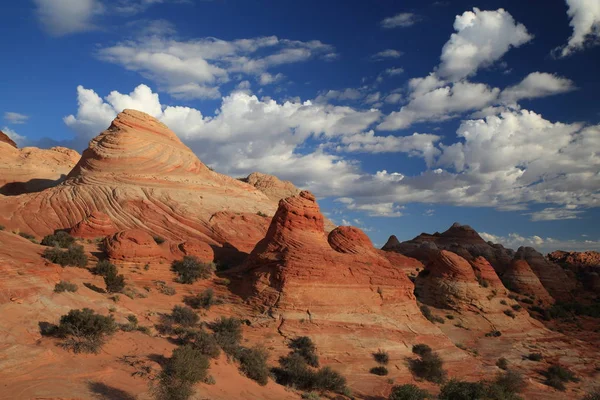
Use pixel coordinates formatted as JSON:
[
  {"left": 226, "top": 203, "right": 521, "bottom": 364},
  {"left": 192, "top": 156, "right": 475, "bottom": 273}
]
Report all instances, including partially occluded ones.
[
  {"left": 171, "top": 256, "right": 214, "bottom": 284},
  {"left": 408, "top": 352, "right": 446, "bottom": 384},
  {"left": 313, "top": 367, "right": 347, "bottom": 392},
  {"left": 43, "top": 245, "right": 88, "bottom": 267},
  {"left": 439, "top": 380, "right": 487, "bottom": 400},
  {"left": 374, "top": 349, "right": 390, "bottom": 365},
  {"left": 290, "top": 336, "right": 319, "bottom": 367},
  {"left": 542, "top": 364, "right": 579, "bottom": 391},
  {"left": 496, "top": 358, "right": 508, "bottom": 370},
  {"left": 527, "top": 352, "right": 543, "bottom": 361},
  {"left": 171, "top": 306, "right": 200, "bottom": 327},
  {"left": 93, "top": 260, "right": 117, "bottom": 276},
  {"left": 153, "top": 345, "right": 210, "bottom": 400},
  {"left": 41, "top": 231, "right": 75, "bottom": 248},
  {"left": 389, "top": 384, "right": 431, "bottom": 400},
  {"left": 210, "top": 316, "right": 242, "bottom": 355},
  {"left": 104, "top": 272, "right": 126, "bottom": 293},
  {"left": 54, "top": 280, "right": 78, "bottom": 293},
  {"left": 412, "top": 344, "right": 432, "bottom": 357},
  {"left": 183, "top": 288, "right": 219, "bottom": 310},
  {"left": 492, "top": 370, "right": 526, "bottom": 395},
  {"left": 370, "top": 366, "right": 389, "bottom": 376},
  {"left": 182, "top": 329, "right": 220, "bottom": 358},
  {"left": 237, "top": 346, "right": 270, "bottom": 385},
  {"left": 55, "top": 308, "right": 116, "bottom": 353},
  {"left": 272, "top": 350, "right": 347, "bottom": 393}
]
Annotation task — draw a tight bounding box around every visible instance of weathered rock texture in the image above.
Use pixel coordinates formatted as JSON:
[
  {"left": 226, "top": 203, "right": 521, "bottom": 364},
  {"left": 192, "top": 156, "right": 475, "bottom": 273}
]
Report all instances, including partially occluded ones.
[
  {"left": 69, "top": 211, "right": 119, "bottom": 238},
  {"left": 0, "top": 141, "right": 80, "bottom": 195},
  {"left": 502, "top": 260, "right": 554, "bottom": 304},
  {"left": 548, "top": 250, "right": 600, "bottom": 268},
  {"left": 514, "top": 247, "right": 575, "bottom": 299},
  {"left": 0, "top": 130, "right": 17, "bottom": 148}
]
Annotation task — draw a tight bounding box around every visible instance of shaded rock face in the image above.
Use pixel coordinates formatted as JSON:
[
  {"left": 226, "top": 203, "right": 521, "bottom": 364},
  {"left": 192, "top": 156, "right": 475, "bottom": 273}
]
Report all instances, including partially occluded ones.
[
  {"left": 514, "top": 247, "right": 575, "bottom": 299},
  {"left": 0, "top": 144, "right": 80, "bottom": 195},
  {"left": 0, "top": 110, "right": 280, "bottom": 255},
  {"left": 503, "top": 260, "right": 554, "bottom": 304},
  {"left": 239, "top": 191, "right": 426, "bottom": 326},
  {"left": 69, "top": 211, "right": 119, "bottom": 239},
  {"left": 0, "top": 130, "right": 17, "bottom": 148},
  {"left": 383, "top": 223, "right": 515, "bottom": 273}
]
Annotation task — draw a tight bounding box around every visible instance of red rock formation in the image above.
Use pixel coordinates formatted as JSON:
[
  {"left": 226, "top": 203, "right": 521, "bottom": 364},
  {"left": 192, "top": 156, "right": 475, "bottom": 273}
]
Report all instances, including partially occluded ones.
[
  {"left": 503, "top": 260, "right": 554, "bottom": 304},
  {"left": 470, "top": 256, "right": 507, "bottom": 294},
  {"left": 514, "top": 247, "right": 575, "bottom": 300},
  {"left": 104, "top": 229, "right": 165, "bottom": 263},
  {"left": 242, "top": 172, "right": 300, "bottom": 203},
  {"left": 0, "top": 144, "right": 80, "bottom": 195},
  {"left": 548, "top": 250, "right": 600, "bottom": 268},
  {"left": 327, "top": 226, "right": 373, "bottom": 254},
  {"left": 0, "top": 130, "right": 17, "bottom": 148},
  {"left": 70, "top": 211, "right": 119, "bottom": 238}
]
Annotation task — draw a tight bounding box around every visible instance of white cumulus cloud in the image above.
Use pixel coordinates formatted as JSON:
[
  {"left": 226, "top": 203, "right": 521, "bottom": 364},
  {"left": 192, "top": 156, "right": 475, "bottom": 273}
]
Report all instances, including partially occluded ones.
[{"left": 558, "top": 0, "right": 600, "bottom": 57}]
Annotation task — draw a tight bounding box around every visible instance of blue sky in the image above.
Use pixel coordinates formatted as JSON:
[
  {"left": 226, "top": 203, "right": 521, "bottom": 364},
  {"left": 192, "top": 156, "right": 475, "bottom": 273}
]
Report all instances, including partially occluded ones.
[{"left": 1, "top": 0, "right": 599, "bottom": 253}]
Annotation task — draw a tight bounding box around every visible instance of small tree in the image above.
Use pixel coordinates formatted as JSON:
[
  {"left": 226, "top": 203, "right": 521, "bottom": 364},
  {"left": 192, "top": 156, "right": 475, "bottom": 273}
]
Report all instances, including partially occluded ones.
[
  {"left": 439, "top": 380, "right": 486, "bottom": 400},
  {"left": 171, "top": 306, "right": 200, "bottom": 327},
  {"left": 408, "top": 348, "right": 446, "bottom": 384},
  {"left": 153, "top": 345, "right": 210, "bottom": 400},
  {"left": 55, "top": 308, "right": 116, "bottom": 353},
  {"left": 374, "top": 349, "right": 390, "bottom": 365},
  {"left": 183, "top": 288, "right": 218, "bottom": 310},
  {"left": 412, "top": 344, "right": 432, "bottom": 357},
  {"left": 389, "top": 384, "right": 431, "bottom": 400},
  {"left": 290, "top": 336, "right": 319, "bottom": 367},
  {"left": 237, "top": 346, "right": 270, "bottom": 385},
  {"left": 182, "top": 329, "right": 220, "bottom": 358},
  {"left": 93, "top": 260, "right": 117, "bottom": 276},
  {"left": 104, "top": 272, "right": 126, "bottom": 293},
  {"left": 43, "top": 245, "right": 88, "bottom": 267},
  {"left": 171, "top": 256, "right": 214, "bottom": 284},
  {"left": 370, "top": 366, "right": 389, "bottom": 376},
  {"left": 54, "top": 281, "right": 78, "bottom": 293},
  {"left": 210, "top": 316, "right": 242, "bottom": 355},
  {"left": 41, "top": 231, "right": 75, "bottom": 248}
]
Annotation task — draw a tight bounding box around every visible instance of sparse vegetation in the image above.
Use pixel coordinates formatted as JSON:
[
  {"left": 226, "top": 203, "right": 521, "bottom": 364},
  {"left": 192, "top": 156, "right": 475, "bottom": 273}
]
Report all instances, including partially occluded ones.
[
  {"left": 408, "top": 344, "right": 446, "bottom": 384},
  {"left": 389, "top": 384, "right": 431, "bottom": 400},
  {"left": 446, "top": 314, "right": 455, "bottom": 320},
  {"left": 171, "top": 256, "right": 214, "bottom": 284},
  {"left": 370, "top": 366, "right": 389, "bottom": 376},
  {"left": 54, "top": 280, "right": 78, "bottom": 293},
  {"left": 153, "top": 235, "right": 166, "bottom": 244},
  {"left": 521, "top": 297, "right": 534, "bottom": 305},
  {"left": 504, "top": 309, "right": 516, "bottom": 319},
  {"left": 170, "top": 306, "right": 200, "bottom": 327},
  {"left": 41, "top": 231, "right": 75, "bottom": 248},
  {"left": 104, "top": 271, "right": 126, "bottom": 293},
  {"left": 527, "top": 352, "right": 543, "bottom": 361},
  {"left": 52, "top": 308, "right": 116, "bottom": 353},
  {"left": 183, "top": 288, "right": 220, "bottom": 310},
  {"left": 93, "top": 260, "right": 117, "bottom": 276},
  {"left": 476, "top": 275, "right": 489, "bottom": 288},
  {"left": 582, "top": 390, "right": 600, "bottom": 400},
  {"left": 373, "top": 349, "right": 390, "bottom": 365},
  {"left": 256, "top": 211, "right": 268, "bottom": 217},
  {"left": 511, "top": 304, "right": 522, "bottom": 311},
  {"left": 500, "top": 299, "right": 508, "bottom": 305},
  {"left": 19, "top": 231, "right": 36, "bottom": 240},
  {"left": 289, "top": 336, "right": 320, "bottom": 367},
  {"left": 43, "top": 245, "right": 88, "bottom": 267},
  {"left": 153, "top": 345, "right": 210, "bottom": 400},
  {"left": 181, "top": 329, "right": 220, "bottom": 358},
  {"left": 496, "top": 358, "right": 508, "bottom": 370},
  {"left": 439, "top": 380, "right": 486, "bottom": 399},
  {"left": 439, "top": 370, "right": 525, "bottom": 399},
  {"left": 486, "top": 330, "right": 502, "bottom": 337},
  {"left": 420, "top": 305, "right": 445, "bottom": 324},
  {"left": 210, "top": 316, "right": 242, "bottom": 356},
  {"left": 542, "top": 364, "right": 579, "bottom": 391},
  {"left": 237, "top": 346, "right": 270, "bottom": 385}
]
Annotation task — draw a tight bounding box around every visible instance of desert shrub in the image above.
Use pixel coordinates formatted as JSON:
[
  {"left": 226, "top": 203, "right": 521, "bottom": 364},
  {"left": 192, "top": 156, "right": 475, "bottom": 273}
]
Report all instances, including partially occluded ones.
[
  {"left": 19, "top": 231, "right": 36, "bottom": 240},
  {"left": 237, "top": 346, "right": 270, "bottom": 385},
  {"left": 313, "top": 367, "right": 346, "bottom": 392},
  {"left": 183, "top": 288, "right": 219, "bottom": 310},
  {"left": 170, "top": 306, "right": 199, "bottom": 327},
  {"left": 504, "top": 310, "right": 516, "bottom": 319},
  {"left": 290, "top": 336, "right": 319, "bottom": 367},
  {"left": 476, "top": 275, "right": 489, "bottom": 288},
  {"left": 521, "top": 298, "right": 534, "bottom": 305},
  {"left": 302, "top": 393, "right": 321, "bottom": 400},
  {"left": 210, "top": 316, "right": 242, "bottom": 355},
  {"left": 153, "top": 345, "right": 210, "bottom": 400},
  {"left": 420, "top": 305, "right": 445, "bottom": 324},
  {"left": 120, "top": 315, "right": 139, "bottom": 332},
  {"left": 93, "top": 260, "right": 117, "bottom": 276},
  {"left": 171, "top": 256, "right": 214, "bottom": 284},
  {"left": 412, "top": 344, "right": 432, "bottom": 357},
  {"left": 389, "top": 384, "right": 431, "bottom": 400},
  {"left": 55, "top": 308, "right": 116, "bottom": 353},
  {"left": 41, "top": 231, "right": 75, "bottom": 248},
  {"left": 370, "top": 366, "right": 389, "bottom": 376},
  {"left": 511, "top": 304, "right": 522, "bottom": 311},
  {"left": 500, "top": 300, "right": 508, "bottom": 305},
  {"left": 486, "top": 330, "right": 502, "bottom": 337},
  {"left": 542, "top": 364, "right": 579, "bottom": 391},
  {"left": 374, "top": 349, "right": 390, "bottom": 365},
  {"left": 54, "top": 280, "right": 78, "bottom": 293},
  {"left": 155, "top": 281, "right": 176, "bottom": 296},
  {"left": 84, "top": 282, "right": 106, "bottom": 293},
  {"left": 0, "top": 225, "right": 4, "bottom": 230},
  {"left": 43, "top": 245, "right": 88, "bottom": 267},
  {"left": 496, "top": 358, "right": 508, "bottom": 370},
  {"left": 182, "top": 329, "right": 220, "bottom": 358},
  {"left": 446, "top": 315, "right": 455, "bottom": 320},
  {"left": 104, "top": 272, "right": 126, "bottom": 293},
  {"left": 272, "top": 351, "right": 347, "bottom": 393},
  {"left": 508, "top": 294, "right": 518, "bottom": 300},
  {"left": 408, "top": 352, "right": 446, "bottom": 384},
  {"left": 256, "top": 211, "right": 268, "bottom": 217},
  {"left": 439, "top": 380, "right": 487, "bottom": 400},
  {"left": 527, "top": 353, "right": 543, "bottom": 361},
  {"left": 492, "top": 370, "right": 526, "bottom": 395},
  {"left": 153, "top": 235, "right": 165, "bottom": 244}
]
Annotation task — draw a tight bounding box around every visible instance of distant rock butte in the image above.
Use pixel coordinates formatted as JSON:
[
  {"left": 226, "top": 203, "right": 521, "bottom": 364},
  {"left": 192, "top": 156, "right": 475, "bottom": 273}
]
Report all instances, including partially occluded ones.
[
  {"left": 0, "top": 130, "right": 17, "bottom": 148},
  {"left": 0, "top": 142, "right": 80, "bottom": 195},
  {"left": 548, "top": 250, "right": 600, "bottom": 268}
]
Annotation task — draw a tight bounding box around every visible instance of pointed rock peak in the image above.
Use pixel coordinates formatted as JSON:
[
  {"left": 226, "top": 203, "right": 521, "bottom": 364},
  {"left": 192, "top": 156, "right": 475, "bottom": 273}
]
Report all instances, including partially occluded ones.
[
  {"left": 382, "top": 234, "right": 401, "bottom": 250},
  {"left": 441, "top": 222, "right": 485, "bottom": 243},
  {"left": 328, "top": 226, "right": 373, "bottom": 254},
  {"left": 0, "top": 130, "right": 17, "bottom": 148},
  {"left": 67, "top": 109, "right": 209, "bottom": 183}
]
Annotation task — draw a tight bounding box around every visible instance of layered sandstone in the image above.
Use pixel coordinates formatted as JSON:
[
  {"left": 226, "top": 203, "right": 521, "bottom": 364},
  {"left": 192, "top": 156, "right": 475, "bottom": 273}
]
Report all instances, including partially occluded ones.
[
  {"left": 0, "top": 130, "right": 17, "bottom": 148},
  {"left": 502, "top": 260, "right": 554, "bottom": 304},
  {"left": 0, "top": 142, "right": 80, "bottom": 195},
  {"left": 548, "top": 250, "right": 600, "bottom": 268},
  {"left": 514, "top": 247, "right": 575, "bottom": 299},
  {"left": 70, "top": 211, "right": 119, "bottom": 238}
]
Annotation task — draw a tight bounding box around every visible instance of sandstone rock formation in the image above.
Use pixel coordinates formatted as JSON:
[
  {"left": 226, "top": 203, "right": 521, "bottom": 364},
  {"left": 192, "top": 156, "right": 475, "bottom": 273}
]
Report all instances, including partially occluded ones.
[
  {"left": 470, "top": 256, "right": 508, "bottom": 295},
  {"left": 241, "top": 172, "right": 300, "bottom": 203},
  {"left": 0, "top": 130, "right": 17, "bottom": 148},
  {"left": 0, "top": 110, "right": 280, "bottom": 252},
  {"left": 514, "top": 247, "right": 575, "bottom": 299},
  {"left": 548, "top": 250, "right": 600, "bottom": 268},
  {"left": 502, "top": 260, "right": 554, "bottom": 304},
  {"left": 70, "top": 211, "right": 119, "bottom": 238},
  {"left": 0, "top": 141, "right": 80, "bottom": 195}
]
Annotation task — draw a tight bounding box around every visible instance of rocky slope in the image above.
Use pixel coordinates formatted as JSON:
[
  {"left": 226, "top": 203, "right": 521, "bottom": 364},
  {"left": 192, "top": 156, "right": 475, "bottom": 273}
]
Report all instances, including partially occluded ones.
[{"left": 0, "top": 130, "right": 17, "bottom": 148}]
